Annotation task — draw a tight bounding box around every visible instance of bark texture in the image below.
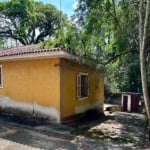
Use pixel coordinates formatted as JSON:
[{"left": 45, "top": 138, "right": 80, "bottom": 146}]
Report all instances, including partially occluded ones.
[{"left": 139, "top": 0, "right": 150, "bottom": 124}]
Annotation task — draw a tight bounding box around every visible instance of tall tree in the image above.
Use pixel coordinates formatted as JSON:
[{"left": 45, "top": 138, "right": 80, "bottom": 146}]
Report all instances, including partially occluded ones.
[
  {"left": 0, "top": 0, "right": 63, "bottom": 45},
  {"left": 139, "top": 0, "right": 150, "bottom": 124}
]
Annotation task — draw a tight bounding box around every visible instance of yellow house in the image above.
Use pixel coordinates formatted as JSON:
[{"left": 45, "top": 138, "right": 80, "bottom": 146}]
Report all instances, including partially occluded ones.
[{"left": 0, "top": 45, "right": 104, "bottom": 123}]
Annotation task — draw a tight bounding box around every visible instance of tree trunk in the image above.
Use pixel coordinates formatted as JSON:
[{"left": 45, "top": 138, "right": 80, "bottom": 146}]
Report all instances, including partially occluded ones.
[
  {"left": 140, "top": 49, "right": 150, "bottom": 123},
  {"left": 139, "top": 0, "right": 150, "bottom": 124}
]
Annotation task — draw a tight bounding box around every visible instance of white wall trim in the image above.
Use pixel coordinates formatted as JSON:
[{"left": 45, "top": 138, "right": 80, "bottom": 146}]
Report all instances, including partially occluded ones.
[
  {"left": 127, "top": 95, "right": 131, "bottom": 112},
  {"left": 122, "top": 94, "right": 131, "bottom": 112},
  {"left": 0, "top": 65, "right": 3, "bottom": 88},
  {"left": 77, "top": 72, "right": 89, "bottom": 100}
]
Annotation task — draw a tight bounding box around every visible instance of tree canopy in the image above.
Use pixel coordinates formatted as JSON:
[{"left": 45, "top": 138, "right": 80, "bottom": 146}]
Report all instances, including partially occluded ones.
[
  {"left": 0, "top": 0, "right": 64, "bottom": 45},
  {"left": 68, "top": 0, "right": 144, "bottom": 93},
  {"left": 43, "top": 0, "right": 150, "bottom": 97}
]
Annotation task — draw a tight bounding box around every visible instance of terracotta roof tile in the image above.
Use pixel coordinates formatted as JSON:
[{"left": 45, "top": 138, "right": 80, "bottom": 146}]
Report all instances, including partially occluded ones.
[
  {"left": 0, "top": 45, "right": 75, "bottom": 61},
  {"left": 0, "top": 45, "right": 69, "bottom": 57}
]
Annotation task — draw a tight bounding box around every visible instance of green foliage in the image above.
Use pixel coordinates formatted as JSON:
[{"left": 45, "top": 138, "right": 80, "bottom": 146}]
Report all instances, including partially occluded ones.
[
  {"left": 44, "top": 22, "right": 77, "bottom": 51},
  {"left": 71, "top": 0, "right": 143, "bottom": 93},
  {"left": 0, "top": 0, "right": 63, "bottom": 45},
  {"left": 43, "top": 22, "right": 101, "bottom": 68},
  {"left": 43, "top": 0, "right": 149, "bottom": 93}
]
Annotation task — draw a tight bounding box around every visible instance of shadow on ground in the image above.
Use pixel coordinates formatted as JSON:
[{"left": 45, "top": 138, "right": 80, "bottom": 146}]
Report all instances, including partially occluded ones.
[
  {"left": 0, "top": 110, "right": 148, "bottom": 150},
  {"left": 69, "top": 110, "right": 147, "bottom": 149}
]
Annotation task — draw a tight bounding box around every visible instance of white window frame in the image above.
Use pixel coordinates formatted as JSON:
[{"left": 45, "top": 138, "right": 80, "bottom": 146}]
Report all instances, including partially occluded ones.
[
  {"left": 77, "top": 72, "right": 89, "bottom": 100},
  {"left": 0, "top": 65, "right": 3, "bottom": 88}
]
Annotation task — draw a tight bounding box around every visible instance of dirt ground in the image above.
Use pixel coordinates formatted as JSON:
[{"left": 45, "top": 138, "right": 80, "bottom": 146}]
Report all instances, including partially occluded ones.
[
  {"left": 0, "top": 138, "right": 41, "bottom": 150},
  {"left": 71, "top": 111, "right": 148, "bottom": 149},
  {"left": 0, "top": 111, "right": 148, "bottom": 150}
]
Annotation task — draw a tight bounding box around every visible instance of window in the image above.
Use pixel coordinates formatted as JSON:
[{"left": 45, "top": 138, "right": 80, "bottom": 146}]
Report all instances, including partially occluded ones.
[
  {"left": 0, "top": 65, "right": 3, "bottom": 88},
  {"left": 77, "top": 73, "right": 89, "bottom": 99}
]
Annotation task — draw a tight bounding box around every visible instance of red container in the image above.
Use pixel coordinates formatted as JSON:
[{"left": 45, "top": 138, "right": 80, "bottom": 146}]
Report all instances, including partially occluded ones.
[{"left": 122, "top": 93, "right": 140, "bottom": 113}]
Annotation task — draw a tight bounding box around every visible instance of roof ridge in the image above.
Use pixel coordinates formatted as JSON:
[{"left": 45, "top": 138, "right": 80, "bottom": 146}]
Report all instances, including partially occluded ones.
[{"left": 39, "top": 47, "right": 68, "bottom": 51}]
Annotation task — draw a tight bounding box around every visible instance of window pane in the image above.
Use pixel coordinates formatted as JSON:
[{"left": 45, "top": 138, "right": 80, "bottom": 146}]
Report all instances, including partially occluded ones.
[
  {"left": 81, "top": 75, "right": 88, "bottom": 97},
  {"left": 77, "top": 75, "right": 81, "bottom": 98},
  {"left": 77, "top": 73, "right": 89, "bottom": 99}
]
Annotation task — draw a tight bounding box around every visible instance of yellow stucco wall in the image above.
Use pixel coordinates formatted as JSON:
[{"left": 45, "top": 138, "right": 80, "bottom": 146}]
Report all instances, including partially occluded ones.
[
  {"left": 0, "top": 57, "right": 104, "bottom": 122},
  {"left": 0, "top": 58, "right": 61, "bottom": 114},
  {"left": 60, "top": 59, "right": 104, "bottom": 119}
]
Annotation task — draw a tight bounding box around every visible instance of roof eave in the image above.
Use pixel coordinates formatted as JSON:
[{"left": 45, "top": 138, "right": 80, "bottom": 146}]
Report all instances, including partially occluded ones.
[{"left": 0, "top": 51, "right": 76, "bottom": 62}]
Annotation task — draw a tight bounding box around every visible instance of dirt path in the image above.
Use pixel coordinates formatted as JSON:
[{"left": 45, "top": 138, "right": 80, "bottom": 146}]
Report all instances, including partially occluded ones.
[
  {"left": 0, "top": 138, "right": 42, "bottom": 150},
  {"left": 71, "top": 111, "right": 147, "bottom": 149},
  {"left": 0, "top": 112, "right": 148, "bottom": 150}
]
